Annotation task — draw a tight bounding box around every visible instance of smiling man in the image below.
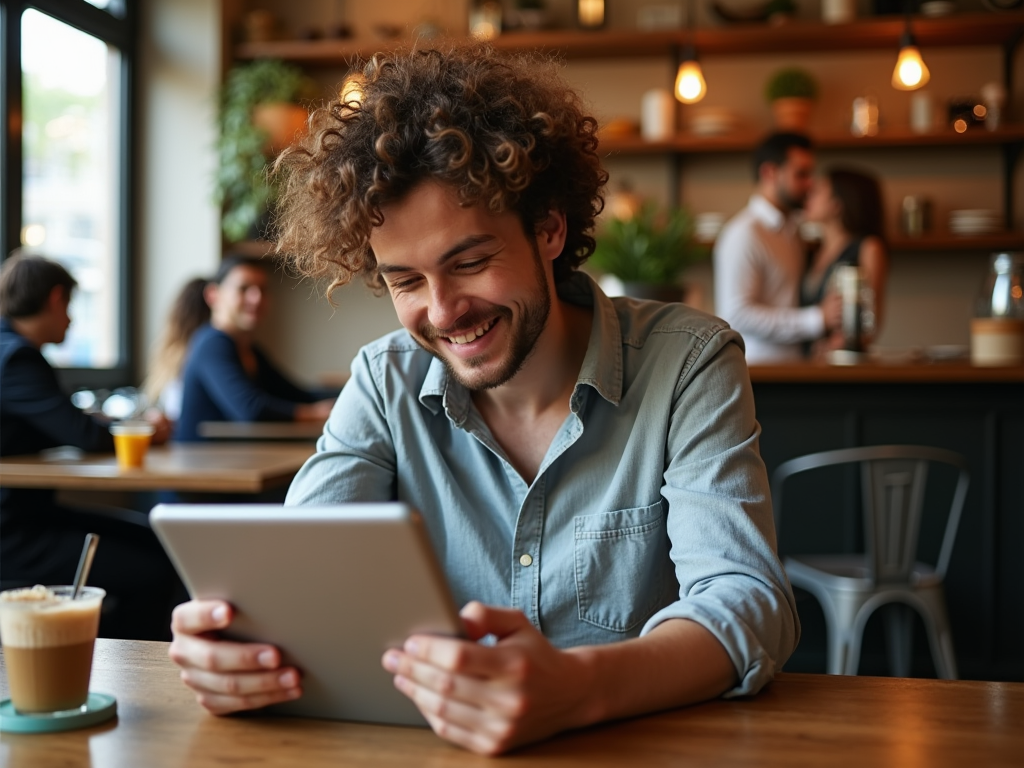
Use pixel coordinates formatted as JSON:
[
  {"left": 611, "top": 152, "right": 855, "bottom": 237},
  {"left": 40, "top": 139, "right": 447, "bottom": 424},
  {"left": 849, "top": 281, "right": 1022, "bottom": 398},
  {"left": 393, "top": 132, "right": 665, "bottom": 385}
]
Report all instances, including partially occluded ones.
[
  {"left": 168, "top": 46, "right": 799, "bottom": 754},
  {"left": 173, "top": 255, "right": 337, "bottom": 442}
]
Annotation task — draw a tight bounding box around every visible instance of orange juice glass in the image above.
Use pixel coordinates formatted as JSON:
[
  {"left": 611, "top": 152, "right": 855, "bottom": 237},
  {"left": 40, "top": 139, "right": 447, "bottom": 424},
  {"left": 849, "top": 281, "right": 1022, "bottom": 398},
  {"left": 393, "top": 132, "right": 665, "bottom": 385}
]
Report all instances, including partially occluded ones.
[{"left": 109, "top": 422, "right": 155, "bottom": 468}]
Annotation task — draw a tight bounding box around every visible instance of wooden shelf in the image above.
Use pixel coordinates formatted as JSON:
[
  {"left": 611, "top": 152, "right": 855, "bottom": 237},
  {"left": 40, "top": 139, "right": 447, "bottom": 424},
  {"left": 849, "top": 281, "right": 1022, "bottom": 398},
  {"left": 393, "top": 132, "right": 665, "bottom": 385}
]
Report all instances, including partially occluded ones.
[
  {"left": 235, "top": 12, "right": 1024, "bottom": 66},
  {"left": 599, "top": 125, "right": 1024, "bottom": 155}
]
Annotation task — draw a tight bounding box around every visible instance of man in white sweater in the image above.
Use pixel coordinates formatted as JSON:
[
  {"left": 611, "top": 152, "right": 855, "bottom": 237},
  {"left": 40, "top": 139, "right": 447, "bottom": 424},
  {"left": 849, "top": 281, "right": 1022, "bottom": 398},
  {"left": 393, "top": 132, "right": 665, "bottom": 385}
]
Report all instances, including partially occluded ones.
[{"left": 714, "top": 133, "right": 841, "bottom": 363}]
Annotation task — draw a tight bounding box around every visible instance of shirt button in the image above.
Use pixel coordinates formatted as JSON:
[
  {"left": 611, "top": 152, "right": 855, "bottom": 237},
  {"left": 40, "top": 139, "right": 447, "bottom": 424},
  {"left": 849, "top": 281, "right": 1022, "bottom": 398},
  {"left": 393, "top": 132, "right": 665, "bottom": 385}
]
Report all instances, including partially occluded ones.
[{"left": 519, "top": 553, "right": 533, "bottom": 567}]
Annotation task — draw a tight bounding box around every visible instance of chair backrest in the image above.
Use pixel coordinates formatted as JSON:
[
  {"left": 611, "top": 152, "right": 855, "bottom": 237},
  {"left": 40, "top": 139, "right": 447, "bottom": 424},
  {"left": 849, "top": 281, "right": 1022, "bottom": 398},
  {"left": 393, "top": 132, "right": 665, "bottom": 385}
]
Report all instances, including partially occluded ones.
[{"left": 771, "top": 445, "right": 970, "bottom": 584}]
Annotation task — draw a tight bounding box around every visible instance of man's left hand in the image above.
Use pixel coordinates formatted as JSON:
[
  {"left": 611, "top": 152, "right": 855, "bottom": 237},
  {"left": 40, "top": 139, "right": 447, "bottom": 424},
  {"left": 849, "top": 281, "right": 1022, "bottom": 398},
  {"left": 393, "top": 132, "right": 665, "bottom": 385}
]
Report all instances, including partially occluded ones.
[{"left": 381, "top": 601, "right": 596, "bottom": 755}]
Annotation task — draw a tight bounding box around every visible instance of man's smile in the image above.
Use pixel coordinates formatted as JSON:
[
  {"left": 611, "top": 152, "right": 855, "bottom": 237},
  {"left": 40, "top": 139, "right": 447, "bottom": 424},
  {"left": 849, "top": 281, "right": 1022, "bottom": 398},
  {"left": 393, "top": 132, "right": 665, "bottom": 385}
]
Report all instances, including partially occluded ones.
[{"left": 445, "top": 318, "right": 497, "bottom": 345}]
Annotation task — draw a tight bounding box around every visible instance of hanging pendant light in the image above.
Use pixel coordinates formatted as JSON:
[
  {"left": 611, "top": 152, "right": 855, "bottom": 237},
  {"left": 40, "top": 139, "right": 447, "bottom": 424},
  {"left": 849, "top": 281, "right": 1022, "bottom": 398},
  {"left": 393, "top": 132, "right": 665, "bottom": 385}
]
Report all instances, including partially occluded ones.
[
  {"left": 674, "top": 0, "right": 706, "bottom": 104},
  {"left": 675, "top": 47, "right": 707, "bottom": 104},
  {"left": 891, "top": 7, "right": 929, "bottom": 91},
  {"left": 892, "top": 35, "right": 930, "bottom": 90}
]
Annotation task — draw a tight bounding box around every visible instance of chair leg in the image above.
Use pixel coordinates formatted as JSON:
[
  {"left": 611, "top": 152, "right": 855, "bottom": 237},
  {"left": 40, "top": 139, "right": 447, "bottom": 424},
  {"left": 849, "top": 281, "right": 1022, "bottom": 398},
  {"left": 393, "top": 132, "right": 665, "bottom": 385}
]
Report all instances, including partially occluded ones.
[
  {"left": 790, "top": 578, "right": 852, "bottom": 675},
  {"left": 826, "top": 620, "right": 849, "bottom": 676},
  {"left": 828, "top": 590, "right": 865, "bottom": 676},
  {"left": 883, "top": 603, "right": 913, "bottom": 678},
  {"left": 917, "top": 588, "right": 958, "bottom": 680}
]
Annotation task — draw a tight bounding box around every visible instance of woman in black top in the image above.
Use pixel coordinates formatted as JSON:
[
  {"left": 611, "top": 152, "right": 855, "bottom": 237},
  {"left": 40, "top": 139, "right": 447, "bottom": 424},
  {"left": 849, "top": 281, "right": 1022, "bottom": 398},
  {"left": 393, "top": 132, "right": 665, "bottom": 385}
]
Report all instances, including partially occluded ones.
[{"left": 802, "top": 168, "right": 888, "bottom": 354}]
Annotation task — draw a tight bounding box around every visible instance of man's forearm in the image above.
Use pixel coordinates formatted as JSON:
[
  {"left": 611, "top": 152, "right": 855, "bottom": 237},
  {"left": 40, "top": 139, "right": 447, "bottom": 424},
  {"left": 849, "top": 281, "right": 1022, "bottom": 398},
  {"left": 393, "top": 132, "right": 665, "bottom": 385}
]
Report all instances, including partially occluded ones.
[{"left": 568, "top": 618, "right": 738, "bottom": 727}]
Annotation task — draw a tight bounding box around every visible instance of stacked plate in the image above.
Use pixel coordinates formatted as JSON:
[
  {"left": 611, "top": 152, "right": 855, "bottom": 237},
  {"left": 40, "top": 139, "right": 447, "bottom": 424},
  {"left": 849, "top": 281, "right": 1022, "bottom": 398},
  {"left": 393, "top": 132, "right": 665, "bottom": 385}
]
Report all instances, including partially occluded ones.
[
  {"left": 689, "top": 108, "right": 737, "bottom": 137},
  {"left": 949, "top": 209, "right": 1000, "bottom": 235}
]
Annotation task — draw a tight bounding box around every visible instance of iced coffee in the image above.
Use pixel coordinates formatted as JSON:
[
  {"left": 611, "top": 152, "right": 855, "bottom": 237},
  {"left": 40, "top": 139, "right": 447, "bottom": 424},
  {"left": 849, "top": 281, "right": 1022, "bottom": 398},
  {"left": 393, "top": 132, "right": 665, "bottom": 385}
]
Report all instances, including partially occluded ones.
[{"left": 0, "top": 585, "right": 104, "bottom": 714}]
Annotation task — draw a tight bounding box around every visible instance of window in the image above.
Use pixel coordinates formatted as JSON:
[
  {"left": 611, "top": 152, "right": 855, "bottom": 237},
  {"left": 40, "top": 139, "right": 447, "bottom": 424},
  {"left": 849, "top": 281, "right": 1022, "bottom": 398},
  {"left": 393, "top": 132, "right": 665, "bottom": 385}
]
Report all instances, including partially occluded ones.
[{"left": 1, "top": 0, "right": 135, "bottom": 387}]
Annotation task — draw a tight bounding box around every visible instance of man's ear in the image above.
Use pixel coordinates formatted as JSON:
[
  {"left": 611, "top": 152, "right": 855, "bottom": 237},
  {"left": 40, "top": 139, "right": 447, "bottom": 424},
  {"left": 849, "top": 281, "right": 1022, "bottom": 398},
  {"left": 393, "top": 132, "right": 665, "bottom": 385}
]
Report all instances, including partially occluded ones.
[{"left": 535, "top": 210, "right": 568, "bottom": 263}]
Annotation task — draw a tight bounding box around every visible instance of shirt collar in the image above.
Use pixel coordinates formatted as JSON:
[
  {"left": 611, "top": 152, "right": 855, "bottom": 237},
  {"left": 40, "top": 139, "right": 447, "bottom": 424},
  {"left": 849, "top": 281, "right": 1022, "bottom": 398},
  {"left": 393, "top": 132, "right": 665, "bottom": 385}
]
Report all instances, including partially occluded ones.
[
  {"left": 749, "top": 194, "right": 793, "bottom": 233},
  {"left": 417, "top": 271, "right": 624, "bottom": 425}
]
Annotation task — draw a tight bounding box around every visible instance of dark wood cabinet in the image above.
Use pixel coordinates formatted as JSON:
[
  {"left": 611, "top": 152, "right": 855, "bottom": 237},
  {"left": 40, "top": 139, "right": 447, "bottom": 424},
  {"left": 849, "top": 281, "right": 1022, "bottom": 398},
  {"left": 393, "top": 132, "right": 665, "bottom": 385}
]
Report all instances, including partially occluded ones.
[{"left": 752, "top": 366, "right": 1024, "bottom": 681}]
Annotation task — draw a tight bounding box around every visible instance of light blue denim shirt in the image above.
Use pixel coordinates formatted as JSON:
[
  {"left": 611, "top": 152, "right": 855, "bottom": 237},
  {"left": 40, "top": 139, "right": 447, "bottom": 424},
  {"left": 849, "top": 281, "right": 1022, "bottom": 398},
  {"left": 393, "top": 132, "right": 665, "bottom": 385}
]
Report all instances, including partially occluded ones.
[{"left": 286, "top": 273, "right": 799, "bottom": 696}]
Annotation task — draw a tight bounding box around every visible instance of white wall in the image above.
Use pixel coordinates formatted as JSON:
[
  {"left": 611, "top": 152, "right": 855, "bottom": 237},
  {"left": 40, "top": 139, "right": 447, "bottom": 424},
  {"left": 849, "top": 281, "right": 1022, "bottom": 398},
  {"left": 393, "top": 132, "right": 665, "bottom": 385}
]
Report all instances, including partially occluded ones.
[
  {"left": 256, "top": 272, "right": 401, "bottom": 386},
  {"left": 136, "top": 0, "right": 222, "bottom": 379}
]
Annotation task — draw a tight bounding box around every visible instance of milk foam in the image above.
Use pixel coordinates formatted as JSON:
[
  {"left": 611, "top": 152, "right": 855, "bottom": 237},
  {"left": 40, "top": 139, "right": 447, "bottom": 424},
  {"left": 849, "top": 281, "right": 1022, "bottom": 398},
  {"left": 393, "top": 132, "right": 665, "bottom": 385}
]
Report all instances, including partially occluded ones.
[{"left": 0, "top": 586, "right": 101, "bottom": 648}]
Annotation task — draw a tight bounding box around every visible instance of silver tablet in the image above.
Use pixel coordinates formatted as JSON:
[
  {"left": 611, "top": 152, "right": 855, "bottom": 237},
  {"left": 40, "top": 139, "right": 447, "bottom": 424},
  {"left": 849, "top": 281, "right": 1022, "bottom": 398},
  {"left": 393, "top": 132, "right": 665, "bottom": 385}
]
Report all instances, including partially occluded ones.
[{"left": 150, "top": 503, "right": 463, "bottom": 727}]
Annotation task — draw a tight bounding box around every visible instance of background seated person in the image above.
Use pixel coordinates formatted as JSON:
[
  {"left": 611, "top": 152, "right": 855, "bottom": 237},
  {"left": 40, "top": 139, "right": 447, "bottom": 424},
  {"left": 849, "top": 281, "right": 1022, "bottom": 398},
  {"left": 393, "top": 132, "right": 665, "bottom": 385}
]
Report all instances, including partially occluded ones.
[
  {"left": 173, "top": 255, "right": 337, "bottom": 442},
  {"left": 143, "top": 277, "right": 210, "bottom": 422},
  {"left": 801, "top": 168, "right": 889, "bottom": 355},
  {"left": 168, "top": 47, "right": 798, "bottom": 756},
  {"left": 0, "top": 252, "right": 181, "bottom": 640}
]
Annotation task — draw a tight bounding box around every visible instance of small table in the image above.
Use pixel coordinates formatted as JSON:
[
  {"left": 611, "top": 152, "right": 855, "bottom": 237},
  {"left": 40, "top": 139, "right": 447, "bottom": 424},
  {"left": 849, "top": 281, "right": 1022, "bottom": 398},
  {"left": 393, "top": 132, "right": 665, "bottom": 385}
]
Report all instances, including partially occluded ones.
[
  {"left": 0, "top": 443, "right": 314, "bottom": 494},
  {"left": 196, "top": 421, "right": 324, "bottom": 442},
  {"left": 2, "top": 640, "right": 1022, "bottom": 767}
]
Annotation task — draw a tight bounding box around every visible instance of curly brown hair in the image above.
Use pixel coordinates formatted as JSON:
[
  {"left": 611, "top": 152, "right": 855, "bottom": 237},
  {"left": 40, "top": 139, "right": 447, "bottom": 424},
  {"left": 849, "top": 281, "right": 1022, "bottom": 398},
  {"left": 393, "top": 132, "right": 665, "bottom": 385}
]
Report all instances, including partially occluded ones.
[{"left": 273, "top": 44, "right": 607, "bottom": 296}]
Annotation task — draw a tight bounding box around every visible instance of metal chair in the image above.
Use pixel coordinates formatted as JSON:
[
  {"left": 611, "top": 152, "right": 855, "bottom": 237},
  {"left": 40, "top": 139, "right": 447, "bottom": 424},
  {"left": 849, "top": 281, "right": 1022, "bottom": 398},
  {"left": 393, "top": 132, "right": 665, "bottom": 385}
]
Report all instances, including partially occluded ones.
[{"left": 771, "top": 445, "right": 969, "bottom": 679}]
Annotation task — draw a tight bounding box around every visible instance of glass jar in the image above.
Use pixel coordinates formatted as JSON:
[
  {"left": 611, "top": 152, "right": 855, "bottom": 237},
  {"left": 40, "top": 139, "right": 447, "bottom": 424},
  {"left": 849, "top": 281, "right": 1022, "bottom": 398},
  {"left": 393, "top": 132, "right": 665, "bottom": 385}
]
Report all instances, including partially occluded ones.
[
  {"left": 976, "top": 252, "right": 1024, "bottom": 319},
  {"left": 971, "top": 252, "right": 1024, "bottom": 366}
]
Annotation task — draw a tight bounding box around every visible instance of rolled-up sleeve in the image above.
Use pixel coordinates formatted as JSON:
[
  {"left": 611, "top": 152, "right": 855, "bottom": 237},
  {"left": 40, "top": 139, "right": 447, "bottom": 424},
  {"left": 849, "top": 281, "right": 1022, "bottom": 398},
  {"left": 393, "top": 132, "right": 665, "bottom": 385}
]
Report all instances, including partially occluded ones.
[
  {"left": 640, "top": 336, "right": 799, "bottom": 697},
  {"left": 285, "top": 348, "right": 396, "bottom": 506}
]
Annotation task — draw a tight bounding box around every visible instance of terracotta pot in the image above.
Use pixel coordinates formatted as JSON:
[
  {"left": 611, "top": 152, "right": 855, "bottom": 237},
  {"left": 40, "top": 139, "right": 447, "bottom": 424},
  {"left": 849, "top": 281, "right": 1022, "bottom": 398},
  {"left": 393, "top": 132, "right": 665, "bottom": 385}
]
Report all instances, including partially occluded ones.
[
  {"left": 252, "top": 102, "right": 308, "bottom": 154},
  {"left": 771, "top": 97, "right": 814, "bottom": 132}
]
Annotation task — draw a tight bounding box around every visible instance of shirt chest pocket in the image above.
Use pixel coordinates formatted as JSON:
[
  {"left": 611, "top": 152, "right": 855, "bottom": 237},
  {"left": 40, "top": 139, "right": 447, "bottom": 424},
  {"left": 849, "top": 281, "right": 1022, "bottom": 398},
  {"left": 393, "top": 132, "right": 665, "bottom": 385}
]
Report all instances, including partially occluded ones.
[{"left": 573, "top": 501, "right": 670, "bottom": 633}]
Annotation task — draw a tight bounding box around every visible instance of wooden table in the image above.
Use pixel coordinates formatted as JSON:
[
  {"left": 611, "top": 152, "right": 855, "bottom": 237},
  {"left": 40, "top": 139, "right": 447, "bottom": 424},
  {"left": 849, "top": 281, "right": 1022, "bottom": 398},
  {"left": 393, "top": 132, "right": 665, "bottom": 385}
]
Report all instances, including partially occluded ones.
[
  {"left": 197, "top": 421, "right": 324, "bottom": 441},
  {"left": 0, "top": 443, "right": 314, "bottom": 494},
  {"left": 1, "top": 640, "right": 1021, "bottom": 767}
]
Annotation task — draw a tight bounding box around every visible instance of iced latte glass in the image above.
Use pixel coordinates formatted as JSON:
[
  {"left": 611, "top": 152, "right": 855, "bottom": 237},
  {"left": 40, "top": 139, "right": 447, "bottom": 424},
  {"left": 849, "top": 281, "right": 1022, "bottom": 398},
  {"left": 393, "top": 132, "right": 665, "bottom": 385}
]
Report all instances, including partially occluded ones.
[{"left": 0, "top": 585, "right": 104, "bottom": 714}]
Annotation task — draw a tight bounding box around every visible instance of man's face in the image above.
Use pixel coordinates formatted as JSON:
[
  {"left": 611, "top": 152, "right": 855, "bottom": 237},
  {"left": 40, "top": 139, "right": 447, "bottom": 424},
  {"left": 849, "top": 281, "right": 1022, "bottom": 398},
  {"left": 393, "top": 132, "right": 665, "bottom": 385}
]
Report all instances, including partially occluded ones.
[
  {"left": 207, "top": 265, "right": 268, "bottom": 334},
  {"left": 47, "top": 287, "right": 72, "bottom": 345},
  {"left": 769, "top": 147, "right": 815, "bottom": 211},
  {"left": 371, "top": 182, "right": 558, "bottom": 392}
]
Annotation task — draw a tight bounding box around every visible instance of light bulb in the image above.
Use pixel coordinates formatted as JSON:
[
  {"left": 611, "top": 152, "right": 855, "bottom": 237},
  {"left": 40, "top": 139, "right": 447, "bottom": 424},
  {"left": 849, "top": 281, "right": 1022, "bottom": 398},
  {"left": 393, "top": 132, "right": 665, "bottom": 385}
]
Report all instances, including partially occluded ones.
[
  {"left": 892, "top": 45, "right": 930, "bottom": 91},
  {"left": 675, "top": 60, "right": 706, "bottom": 104}
]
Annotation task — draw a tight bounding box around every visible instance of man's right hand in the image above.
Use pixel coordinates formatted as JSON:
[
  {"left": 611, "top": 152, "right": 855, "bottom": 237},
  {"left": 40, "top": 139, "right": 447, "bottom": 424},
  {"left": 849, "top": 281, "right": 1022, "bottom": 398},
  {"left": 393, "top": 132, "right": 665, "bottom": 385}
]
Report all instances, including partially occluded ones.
[{"left": 168, "top": 600, "right": 303, "bottom": 715}]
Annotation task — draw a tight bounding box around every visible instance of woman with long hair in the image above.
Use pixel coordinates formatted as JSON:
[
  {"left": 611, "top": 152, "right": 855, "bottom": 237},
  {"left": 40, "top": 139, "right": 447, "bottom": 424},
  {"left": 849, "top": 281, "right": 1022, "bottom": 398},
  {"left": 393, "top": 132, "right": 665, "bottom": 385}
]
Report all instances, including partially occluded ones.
[
  {"left": 143, "top": 277, "right": 210, "bottom": 420},
  {"left": 802, "top": 168, "right": 889, "bottom": 351}
]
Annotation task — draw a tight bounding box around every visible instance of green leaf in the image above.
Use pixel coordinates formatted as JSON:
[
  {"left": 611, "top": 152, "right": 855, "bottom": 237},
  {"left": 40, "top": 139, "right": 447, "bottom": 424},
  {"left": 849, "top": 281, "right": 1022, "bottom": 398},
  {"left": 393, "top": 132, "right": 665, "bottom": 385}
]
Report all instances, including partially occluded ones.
[{"left": 216, "top": 59, "right": 313, "bottom": 242}]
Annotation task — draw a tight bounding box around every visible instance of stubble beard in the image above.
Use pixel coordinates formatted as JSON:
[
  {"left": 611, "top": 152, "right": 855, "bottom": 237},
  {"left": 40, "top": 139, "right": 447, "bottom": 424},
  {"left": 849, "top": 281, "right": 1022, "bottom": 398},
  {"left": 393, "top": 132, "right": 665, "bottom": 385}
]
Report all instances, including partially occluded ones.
[
  {"left": 777, "top": 180, "right": 807, "bottom": 212},
  {"left": 415, "top": 250, "right": 552, "bottom": 392}
]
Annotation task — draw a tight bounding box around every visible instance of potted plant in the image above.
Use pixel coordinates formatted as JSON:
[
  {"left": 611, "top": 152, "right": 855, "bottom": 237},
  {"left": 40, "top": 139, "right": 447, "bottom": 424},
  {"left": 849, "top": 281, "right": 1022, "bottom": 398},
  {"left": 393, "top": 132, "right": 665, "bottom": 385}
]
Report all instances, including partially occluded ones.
[
  {"left": 590, "top": 202, "right": 708, "bottom": 302},
  {"left": 765, "top": 67, "right": 818, "bottom": 132},
  {"left": 217, "top": 59, "right": 314, "bottom": 243}
]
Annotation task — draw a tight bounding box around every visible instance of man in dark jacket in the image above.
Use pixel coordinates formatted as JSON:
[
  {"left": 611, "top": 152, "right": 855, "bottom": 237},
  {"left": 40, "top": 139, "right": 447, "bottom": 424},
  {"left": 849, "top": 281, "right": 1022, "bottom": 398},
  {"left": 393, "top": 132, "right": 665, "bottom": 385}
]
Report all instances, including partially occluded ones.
[{"left": 0, "top": 253, "right": 181, "bottom": 639}]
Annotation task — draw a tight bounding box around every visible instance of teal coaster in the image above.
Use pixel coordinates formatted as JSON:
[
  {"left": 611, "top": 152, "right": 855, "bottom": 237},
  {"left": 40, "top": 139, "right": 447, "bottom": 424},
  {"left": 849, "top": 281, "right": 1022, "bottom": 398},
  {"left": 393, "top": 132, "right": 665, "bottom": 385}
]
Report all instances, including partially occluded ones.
[{"left": 0, "top": 692, "right": 117, "bottom": 733}]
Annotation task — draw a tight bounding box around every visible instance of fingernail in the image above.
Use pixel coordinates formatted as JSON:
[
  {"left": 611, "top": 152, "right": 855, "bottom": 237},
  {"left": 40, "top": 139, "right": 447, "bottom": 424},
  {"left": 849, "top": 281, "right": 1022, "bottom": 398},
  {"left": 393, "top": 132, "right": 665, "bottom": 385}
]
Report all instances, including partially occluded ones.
[
  {"left": 404, "top": 639, "right": 420, "bottom": 656},
  {"left": 258, "top": 650, "right": 277, "bottom": 668},
  {"left": 211, "top": 605, "right": 228, "bottom": 624},
  {"left": 279, "top": 670, "right": 297, "bottom": 687},
  {"left": 383, "top": 651, "right": 399, "bottom": 671}
]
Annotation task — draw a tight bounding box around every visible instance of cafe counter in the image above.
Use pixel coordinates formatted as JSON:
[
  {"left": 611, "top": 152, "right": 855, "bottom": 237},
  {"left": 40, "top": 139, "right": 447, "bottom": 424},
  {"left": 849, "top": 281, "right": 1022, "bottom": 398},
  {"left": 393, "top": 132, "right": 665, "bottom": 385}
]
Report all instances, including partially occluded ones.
[
  {"left": 749, "top": 360, "right": 1024, "bottom": 384},
  {"left": 748, "top": 359, "right": 1023, "bottom": 684}
]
